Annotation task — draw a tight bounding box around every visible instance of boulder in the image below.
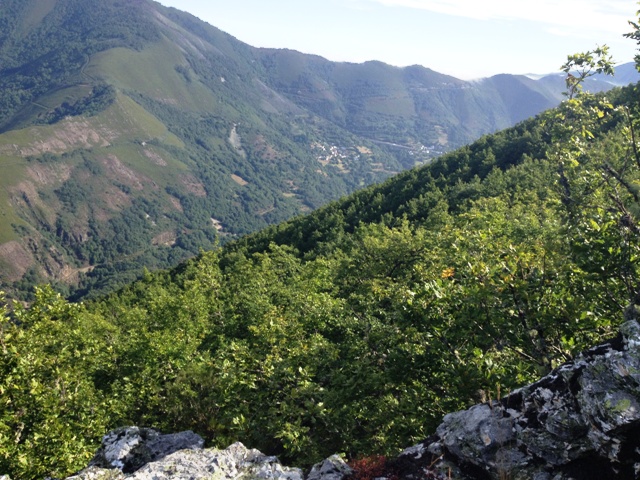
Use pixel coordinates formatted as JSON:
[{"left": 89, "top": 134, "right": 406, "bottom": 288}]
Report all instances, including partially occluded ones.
[
  {"left": 67, "top": 467, "right": 125, "bottom": 480},
  {"left": 124, "top": 442, "right": 303, "bottom": 480},
  {"left": 89, "top": 426, "right": 204, "bottom": 473},
  {"left": 70, "top": 428, "right": 305, "bottom": 480},
  {"left": 418, "top": 318, "right": 640, "bottom": 479},
  {"left": 307, "top": 455, "right": 353, "bottom": 480}
]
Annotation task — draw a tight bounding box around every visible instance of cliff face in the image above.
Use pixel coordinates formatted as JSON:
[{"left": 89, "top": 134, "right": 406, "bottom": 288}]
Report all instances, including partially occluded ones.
[{"left": 14, "top": 314, "right": 640, "bottom": 480}]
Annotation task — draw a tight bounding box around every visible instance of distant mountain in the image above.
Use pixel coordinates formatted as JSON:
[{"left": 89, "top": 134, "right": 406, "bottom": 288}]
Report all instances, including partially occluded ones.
[
  {"left": 527, "top": 62, "right": 640, "bottom": 90},
  {"left": 259, "top": 52, "right": 559, "bottom": 157},
  {"left": 0, "top": 0, "right": 635, "bottom": 299},
  {"left": 599, "top": 62, "right": 640, "bottom": 85}
]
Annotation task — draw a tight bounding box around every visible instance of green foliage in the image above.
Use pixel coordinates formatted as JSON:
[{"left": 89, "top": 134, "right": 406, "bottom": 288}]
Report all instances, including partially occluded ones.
[
  {"left": 545, "top": 42, "right": 640, "bottom": 309},
  {"left": 625, "top": 5, "right": 640, "bottom": 72},
  {"left": 0, "top": 287, "right": 116, "bottom": 478},
  {"left": 6, "top": 79, "right": 640, "bottom": 477},
  {"left": 36, "top": 84, "right": 117, "bottom": 124},
  {"left": 561, "top": 45, "right": 614, "bottom": 99}
]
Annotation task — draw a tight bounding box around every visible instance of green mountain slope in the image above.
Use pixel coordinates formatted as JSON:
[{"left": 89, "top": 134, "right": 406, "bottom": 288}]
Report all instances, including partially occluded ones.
[
  {"left": 0, "top": 0, "right": 630, "bottom": 300},
  {"left": 258, "top": 51, "right": 557, "bottom": 161},
  {"left": 0, "top": 0, "right": 404, "bottom": 299}
]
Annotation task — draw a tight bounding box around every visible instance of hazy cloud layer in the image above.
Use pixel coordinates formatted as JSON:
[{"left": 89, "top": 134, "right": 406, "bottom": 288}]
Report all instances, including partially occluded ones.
[{"left": 361, "top": 0, "right": 632, "bottom": 35}]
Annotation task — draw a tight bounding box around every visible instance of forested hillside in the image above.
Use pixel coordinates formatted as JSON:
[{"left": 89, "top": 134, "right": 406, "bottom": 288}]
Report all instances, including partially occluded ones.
[
  {"left": 3, "top": 27, "right": 640, "bottom": 476},
  {"left": 0, "top": 0, "right": 402, "bottom": 300},
  {"left": 1, "top": 0, "right": 630, "bottom": 302}
]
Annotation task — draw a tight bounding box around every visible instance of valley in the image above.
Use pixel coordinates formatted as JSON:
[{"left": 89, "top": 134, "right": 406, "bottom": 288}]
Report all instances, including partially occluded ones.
[{"left": 1, "top": 0, "right": 634, "bottom": 300}]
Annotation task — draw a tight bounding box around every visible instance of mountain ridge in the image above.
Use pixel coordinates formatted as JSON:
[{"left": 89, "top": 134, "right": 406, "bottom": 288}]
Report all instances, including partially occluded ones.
[{"left": 0, "top": 0, "right": 637, "bottom": 300}]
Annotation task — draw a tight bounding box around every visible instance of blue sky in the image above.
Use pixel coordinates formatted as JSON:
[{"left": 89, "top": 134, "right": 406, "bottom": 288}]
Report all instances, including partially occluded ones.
[{"left": 156, "top": 0, "right": 638, "bottom": 79}]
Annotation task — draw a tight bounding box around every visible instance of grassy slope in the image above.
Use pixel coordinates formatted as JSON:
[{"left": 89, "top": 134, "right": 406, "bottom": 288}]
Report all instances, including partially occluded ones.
[
  {"left": 0, "top": 91, "right": 192, "bottom": 287},
  {"left": 0, "top": 92, "right": 184, "bottom": 155},
  {"left": 84, "top": 40, "right": 218, "bottom": 114},
  {"left": 0, "top": 158, "right": 27, "bottom": 243}
]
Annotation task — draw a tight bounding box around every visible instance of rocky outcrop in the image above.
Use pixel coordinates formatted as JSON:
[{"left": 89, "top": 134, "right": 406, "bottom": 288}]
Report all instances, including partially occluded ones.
[
  {"left": 307, "top": 455, "right": 354, "bottom": 480},
  {"left": 397, "top": 317, "right": 640, "bottom": 480},
  {"left": 65, "top": 427, "right": 349, "bottom": 480},
  {"left": 36, "top": 316, "right": 640, "bottom": 480},
  {"left": 89, "top": 427, "right": 204, "bottom": 473}
]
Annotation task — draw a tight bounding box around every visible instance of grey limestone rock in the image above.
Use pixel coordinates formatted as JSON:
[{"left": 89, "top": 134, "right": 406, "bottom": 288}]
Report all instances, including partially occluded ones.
[
  {"left": 89, "top": 426, "right": 204, "bottom": 473},
  {"left": 128, "top": 442, "right": 304, "bottom": 480},
  {"left": 66, "top": 466, "right": 125, "bottom": 480},
  {"left": 424, "top": 318, "right": 640, "bottom": 479},
  {"left": 71, "top": 430, "right": 304, "bottom": 480},
  {"left": 307, "top": 454, "right": 353, "bottom": 480}
]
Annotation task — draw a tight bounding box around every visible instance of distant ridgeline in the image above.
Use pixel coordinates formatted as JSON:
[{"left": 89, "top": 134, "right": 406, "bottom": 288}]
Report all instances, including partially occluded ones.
[{"left": 0, "top": 0, "right": 636, "bottom": 301}]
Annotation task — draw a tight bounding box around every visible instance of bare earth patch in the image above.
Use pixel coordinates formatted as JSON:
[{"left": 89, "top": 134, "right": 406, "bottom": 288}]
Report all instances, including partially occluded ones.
[
  {"left": 179, "top": 174, "right": 207, "bottom": 197},
  {"left": 100, "top": 154, "right": 146, "bottom": 190},
  {"left": 27, "top": 163, "right": 72, "bottom": 186},
  {"left": 252, "top": 135, "right": 280, "bottom": 161},
  {"left": 143, "top": 148, "right": 168, "bottom": 166},
  {"left": 228, "top": 124, "right": 246, "bottom": 158},
  {"left": 0, "top": 241, "right": 34, "bottom": 281},
  {"left": 58, "top": 264, "right": 95, "bottom": 284},
  {"left": 14, "top": 117, "right": 114, "bottom": 157},
  {"left": 231, "top": 174, "right": 248, "bottom": 186},
  {"left": 257, "top": 206, "right": 275, "bottom": 216},
  {"left": 211, "top": 218, "right": 224, "bottom": 232},
  {"left": 317, "top": 156, "right": 330, "bottom": 167},
  {"left": 169, "top": 196, "right": 184, "bottom": 212},
  {"left": 100, "top": 184, "right": 132, "bottom": 214},
  {"left": 152, "top": 230, "right": 177, "bottom": 246}
]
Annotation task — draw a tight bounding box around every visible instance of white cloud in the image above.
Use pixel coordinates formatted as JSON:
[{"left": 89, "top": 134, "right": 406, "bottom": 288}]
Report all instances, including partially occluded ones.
[{"left": 360, "top": 0, "right": 633, "bottom": 35}]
